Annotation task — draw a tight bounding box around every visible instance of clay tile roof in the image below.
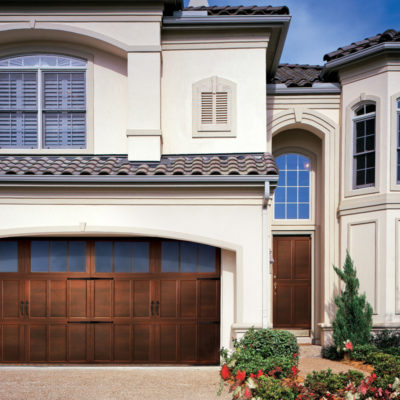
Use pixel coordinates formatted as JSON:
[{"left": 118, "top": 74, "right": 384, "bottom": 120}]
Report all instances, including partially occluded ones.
[
  {"left": 184, "top": 5, "right": 289, "bottom": 16},
  {"left": 0, "top": 153, "right": 278, "bottom": 177},
  {"left": 324, "top": 29, "right": 400, "bottom": 62},
  {"left": 273, "top": 64, "right": 323, "bottom": 87}
]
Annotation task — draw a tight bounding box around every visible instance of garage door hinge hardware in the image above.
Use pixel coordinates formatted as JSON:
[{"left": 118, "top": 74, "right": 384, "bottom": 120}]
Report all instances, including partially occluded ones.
[
  {"left": 67, "top": 278, "right": 114, "bottom": 280},
  {"left": 67, "top": 321, "right": 114, "bottom": 324}
]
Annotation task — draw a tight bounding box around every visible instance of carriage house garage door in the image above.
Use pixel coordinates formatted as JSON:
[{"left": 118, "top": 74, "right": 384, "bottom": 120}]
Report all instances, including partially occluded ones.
[{"left": 0, "top": 238, "right": 220, "bottom": 364}]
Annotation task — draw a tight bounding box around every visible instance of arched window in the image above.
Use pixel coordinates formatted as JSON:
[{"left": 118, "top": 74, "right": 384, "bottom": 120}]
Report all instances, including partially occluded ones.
[
  {"left": 353, "top": 103, "right": 376, "bottom": 188},
  {"left": 0, "top": 54, "right": 87, "bottom": 149},
  {"left": 397, "top": 99, "right": 400, "bottom": 183},
  {"left": 274, "top": 153, "right": 311, "bottom": 219}
]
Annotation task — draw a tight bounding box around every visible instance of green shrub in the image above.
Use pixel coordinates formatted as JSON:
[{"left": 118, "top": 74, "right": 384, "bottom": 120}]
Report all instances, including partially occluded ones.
[
  {"left": 304, "top": 369, "right": 364, "bottom": 397},
  {"left": 220, "top": 327, "right": 298, "bottom": 378},
  {"left": 321, "top": 344, "right": 342, "bottom": 360},
  {"left": 372, "top": 329, "right": 400, "bottom": 354},
  {"left": 233, "top": 327, "right": 299, "bottom": 360},
  {"left": 254, "top": 376, "right": 297, "bottom": 400},
  {"left": 351, "top": 344, "right": 379, "bottom": 361},
  {"left": 332, "top": 252, "right": 373, "bottom": 349}
]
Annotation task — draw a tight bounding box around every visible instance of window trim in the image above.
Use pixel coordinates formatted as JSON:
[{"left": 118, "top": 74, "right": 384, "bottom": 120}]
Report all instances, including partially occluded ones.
[
  {"left": 0, "top": 46, "right": 94, "bottom": 154},
  {"left": 272, "top": 147, "right": 316, "bottom": 226},
  {"left": 352, "top": 103, "right": 376, "bottom": 190},
  {"left": 344, "top": 95, "right": 380, "bottom": 198},
  {"left": 192, "top": 76, "right": 236, "bottom": 138},
  {"left": 273, "top": 152, "right": 312, "bottom": 221}
]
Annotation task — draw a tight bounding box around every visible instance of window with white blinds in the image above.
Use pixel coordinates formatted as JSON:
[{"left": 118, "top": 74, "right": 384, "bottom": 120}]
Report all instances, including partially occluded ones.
[
  {"left": 0, "top": 55, "right": 87, "bottom": 149},
  {"left": 193, "top": 76, "right": 235, "bottom": 137}
]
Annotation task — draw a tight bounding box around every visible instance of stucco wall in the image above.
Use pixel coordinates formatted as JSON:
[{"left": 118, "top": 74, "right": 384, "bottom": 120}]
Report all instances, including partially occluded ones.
[{"left": 0, "top": 186, "right": 269, "bottom": 349}]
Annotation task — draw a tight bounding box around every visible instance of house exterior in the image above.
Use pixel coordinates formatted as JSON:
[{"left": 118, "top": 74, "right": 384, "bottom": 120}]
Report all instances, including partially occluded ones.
[{"left": 0, "top": 0, "right": 398, "bottom": 364}]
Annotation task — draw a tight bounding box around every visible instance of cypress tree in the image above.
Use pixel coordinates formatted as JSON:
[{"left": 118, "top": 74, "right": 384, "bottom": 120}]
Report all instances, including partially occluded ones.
[{"left": 332, "top": 251, "right": 373, "bottom": 350}]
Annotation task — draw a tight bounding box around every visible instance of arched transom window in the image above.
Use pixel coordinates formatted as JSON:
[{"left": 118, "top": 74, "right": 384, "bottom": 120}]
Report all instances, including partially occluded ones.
[
  {"left": 353, "top": 103, "right": 376, "bottom": 188},
  {"left": 0, "top": 54, "right": 87, "bottom": 149},
  {"left": 274, "top": 153, "right": 311, "bottom": 220}
]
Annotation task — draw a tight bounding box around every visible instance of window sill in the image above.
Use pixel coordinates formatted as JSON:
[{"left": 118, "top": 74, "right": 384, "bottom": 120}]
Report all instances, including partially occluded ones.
[
  {"left": 0, "top": 149, "right": 93, "bottom": 155},
  {"left": 344, "top": 185, "right": 379, "bottom": 198},
  {"left": 193, "top": 131, "right": 236, "bottom": 138}
]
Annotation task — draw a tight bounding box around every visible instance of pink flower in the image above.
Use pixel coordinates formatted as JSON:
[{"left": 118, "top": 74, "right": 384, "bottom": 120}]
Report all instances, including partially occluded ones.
[{"left": 345, "top": 341, "right": 353, "bottom": 351}]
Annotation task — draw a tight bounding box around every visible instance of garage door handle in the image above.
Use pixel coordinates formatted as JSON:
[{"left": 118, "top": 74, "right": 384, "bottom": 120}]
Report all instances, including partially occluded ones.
[
  {"left": 20, "top": 301, "right": 24, "bottom": 316},
  {"left": 25, "top": 301, "right": 29, "bottom": 316},
  {"left": 151, "top": 301, "right": 154, "bottom": 316},
  {"left": 155, "top": 301, "right": 159, "bottom": 316}
]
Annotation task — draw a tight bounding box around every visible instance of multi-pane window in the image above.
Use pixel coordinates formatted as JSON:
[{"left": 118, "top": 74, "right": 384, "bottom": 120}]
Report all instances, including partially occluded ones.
[
  {"left": 353, "top": 103, "right": 376, "bottom": 188},
  {"left": 0, "top": 54, "right": 87, "bottom": 149},
  {"left": 274, "top": 154, "right": 311, "bottom": 220},
  {"left": 397, "top": 100, "right": 400, "bottom": 183}
]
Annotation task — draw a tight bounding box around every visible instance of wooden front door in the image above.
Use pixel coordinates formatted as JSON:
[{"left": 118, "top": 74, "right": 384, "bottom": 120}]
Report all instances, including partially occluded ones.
[
  {"left": 273, "top": 236, "right": 311, "bottom": 329},
  {"left": 0, "top": 238, "right": 220, "bottom": 364}
]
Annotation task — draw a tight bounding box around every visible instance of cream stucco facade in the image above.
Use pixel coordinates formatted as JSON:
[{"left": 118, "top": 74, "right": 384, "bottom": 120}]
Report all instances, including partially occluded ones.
[{"left": 0, "top": 0, "right": 399, "bottom": 360}]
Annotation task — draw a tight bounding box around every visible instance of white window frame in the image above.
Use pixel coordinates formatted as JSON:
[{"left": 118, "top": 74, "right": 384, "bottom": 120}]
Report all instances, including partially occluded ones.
[
  {"left": 0, "top": 54, "right": 87, "bottom": 150},
  {"left": 352, "top": 103, "right": 376, "bottom": 190},
  {"left": 192, "top": 76, "right": 236, "bottom": 138}
]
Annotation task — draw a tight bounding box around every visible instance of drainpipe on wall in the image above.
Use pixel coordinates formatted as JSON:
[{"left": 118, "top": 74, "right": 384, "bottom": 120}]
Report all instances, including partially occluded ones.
[{"left": 262, "top": 181, "right": 273, "bottom": 328}]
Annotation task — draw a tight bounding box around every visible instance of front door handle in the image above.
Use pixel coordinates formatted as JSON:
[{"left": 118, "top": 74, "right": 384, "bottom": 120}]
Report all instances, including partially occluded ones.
[
  {"left": 155, "top": 301, "right": 160, "bottom": 316},
  {"left": 25, "top": 301, "right": 29, "bottom": 316},
  {"left": 151, "top": 301, "right": 154, "bottom": 316},
  {"left": 20, "top": 301, "right": 24, "bottom": 316}
]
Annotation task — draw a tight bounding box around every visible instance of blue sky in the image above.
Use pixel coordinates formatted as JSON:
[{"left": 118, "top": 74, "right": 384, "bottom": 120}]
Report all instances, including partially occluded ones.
[{"left": 184, "top": 0, "right": 400, "bottom": 65}]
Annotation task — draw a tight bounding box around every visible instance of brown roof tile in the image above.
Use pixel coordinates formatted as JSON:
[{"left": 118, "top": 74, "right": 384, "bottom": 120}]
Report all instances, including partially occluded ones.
[
  {"left": 324, "top": 29, "right": 400, "bottom": 62},
  {"left": 273, "top": 64, "right": 323, "bottom": 87},
  {"left": 0, "top": 154, "right": 278, "bottom": 177},
  {"left": 184, "top": 5, "right": 289, "bottom": 16}
]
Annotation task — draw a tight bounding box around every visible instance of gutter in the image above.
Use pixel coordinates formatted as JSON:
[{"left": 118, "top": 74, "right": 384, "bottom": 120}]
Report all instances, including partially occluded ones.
[
  {"left": 0, "top": 174, "right": 279, "bottom": 186},
  {"left": 323, "top": 42, "right": 400, "bottom": 76},
  {"left": 162, "top": 15, "right": 291, "bottom": 26},
  {"left": 267, "top": 83, "right": 341, "bottom": 95}
]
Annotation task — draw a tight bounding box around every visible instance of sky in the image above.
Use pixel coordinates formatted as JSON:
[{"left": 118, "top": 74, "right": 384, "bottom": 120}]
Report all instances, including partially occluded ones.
[{"left": 183, "top": 0, "right": 400, "bottom": 65}]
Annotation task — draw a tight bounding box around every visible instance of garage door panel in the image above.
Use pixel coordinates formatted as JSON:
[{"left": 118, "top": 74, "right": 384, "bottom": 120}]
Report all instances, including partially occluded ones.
[
  {"left": 29, "top": 280, "right": 47, "bottom": 318},
  {"left": 180, "top": 281, "right": 196, "bottom": 318},
  {"left": 114, "top": 324, "right": 131, "bottom": 362},
  {"left": 50, "top": 280, "right": 67, "bottom": 318},
  {"left": 2, "top": 325, "right": 23, "bottom": 362},
  {"left": 28, "top": 325, "right": 47, "bottom": 362},
  {"left": 198, "top": 280, "right": 219, "bottom": 319},
  {"left": 49, "top": 325, "right": 67, "bottom": 361},
  {"left": 93, "top": 280, "right": 112, "bottom": 319},
  {"left": 198, "top": 322, "right": 219, "bottom": 363},
  {"left": 133, "top": 324, "right": 151, "bottom": 362},
  {"left": 133, "top": 281, "right": 150, "bottom": 318},
  {"left": 93, "top": 323, "right": 112, "bottom": 361},
  {"left": 114, "top": 280, "right": 131, "bottom": 318},
  {"left": 179, "top": 324, "right": 196, "bottom": 362},
  {"left": 160, "top": 281, "right": 177, "bottom": 318},
  {"left": 68, "top": 324, "right": 88, "bottom": 362},
  {"left": 68, "top": 280, "right": 89, "bottom": 319},
  {"left": 159, "top": 324, "right": 177, "bottom": 362},
  {"left": 2, "top": 280, "right": 21, "bottom": 319}
]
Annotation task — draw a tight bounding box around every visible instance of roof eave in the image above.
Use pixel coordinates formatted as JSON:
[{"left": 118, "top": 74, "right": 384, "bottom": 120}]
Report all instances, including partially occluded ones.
[
  {"left": 0, "top": 174, "right": 279, "bottom": 187},
  {"left": 323, "top": 42, "right": 400, "bottom": 76},
  {"left": 162, "top": 14, "right": 291, "bottom": 76}
]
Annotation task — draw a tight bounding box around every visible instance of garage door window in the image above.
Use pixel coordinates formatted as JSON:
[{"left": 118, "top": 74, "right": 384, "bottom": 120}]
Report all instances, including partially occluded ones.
[
  {"left": 161, "top": 241, "right": 216, "bottom": 273},
  {"left": 31, "top": 240, "right": 86, "bottom": 272},
  {"left": 94, "top": 241, "right": 150, "bottom": 273},
  {"left": 0, "top": 241, "right": 18, "bottom": 272}
]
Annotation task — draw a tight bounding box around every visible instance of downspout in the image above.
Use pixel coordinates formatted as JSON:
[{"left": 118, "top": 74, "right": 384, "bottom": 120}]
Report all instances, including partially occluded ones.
[{"left": 262, "top": 180, "right": 273, "bottom": 328}]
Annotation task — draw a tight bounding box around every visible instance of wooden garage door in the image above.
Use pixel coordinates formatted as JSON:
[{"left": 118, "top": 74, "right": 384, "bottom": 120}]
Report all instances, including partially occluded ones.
[{"left": 0, "top": 239, "right": 220, "bottom": 364}]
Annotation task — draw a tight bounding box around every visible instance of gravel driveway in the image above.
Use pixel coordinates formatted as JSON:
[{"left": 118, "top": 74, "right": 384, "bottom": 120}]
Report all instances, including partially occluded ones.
[{"left": 0, "top": 366, "right": 231, "bottom": 400}]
